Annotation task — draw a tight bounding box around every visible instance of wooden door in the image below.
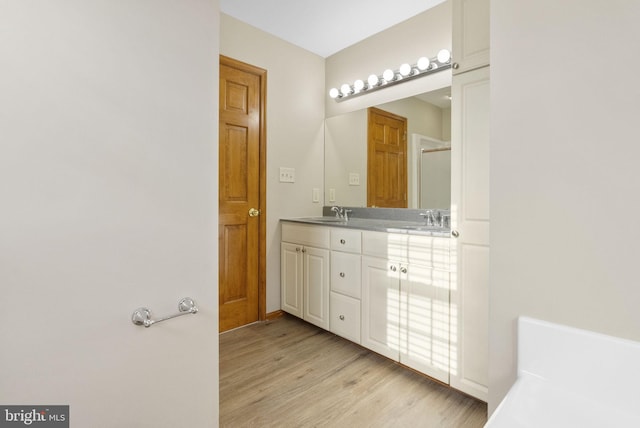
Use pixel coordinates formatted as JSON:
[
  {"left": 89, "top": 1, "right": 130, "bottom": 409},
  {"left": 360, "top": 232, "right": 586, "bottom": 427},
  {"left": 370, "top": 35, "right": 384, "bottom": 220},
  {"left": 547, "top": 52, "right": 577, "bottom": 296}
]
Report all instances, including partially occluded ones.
[
  {"left": 219, "top": 56, "right": 266, "bottom": 332},
  {"left": 367, "top": 107, "right": 408, "bottom": 207}
]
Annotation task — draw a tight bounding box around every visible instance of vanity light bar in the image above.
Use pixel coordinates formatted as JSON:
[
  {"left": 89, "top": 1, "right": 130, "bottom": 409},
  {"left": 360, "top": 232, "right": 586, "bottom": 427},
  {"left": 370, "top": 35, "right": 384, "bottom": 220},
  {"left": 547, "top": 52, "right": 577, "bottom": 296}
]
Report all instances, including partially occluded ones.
[{"left": 329, "top": 49, "right": 452, "bottom": 102}]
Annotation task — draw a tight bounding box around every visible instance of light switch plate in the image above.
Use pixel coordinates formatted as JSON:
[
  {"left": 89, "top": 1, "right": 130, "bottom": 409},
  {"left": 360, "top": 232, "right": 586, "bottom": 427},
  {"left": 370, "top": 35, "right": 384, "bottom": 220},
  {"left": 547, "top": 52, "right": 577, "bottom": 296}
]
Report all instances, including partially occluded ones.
[
  {"left": 279, "top": 167, "right": 295, "bottom": 183},
  {"left": 312, "top": 188, "right": 320, "bottom": 203},
  {"left": 329, "top": 188, "right": 336, "bottom": 202},
  {"left": 349, "top": 172, "right": 360, "bottom": 186}
]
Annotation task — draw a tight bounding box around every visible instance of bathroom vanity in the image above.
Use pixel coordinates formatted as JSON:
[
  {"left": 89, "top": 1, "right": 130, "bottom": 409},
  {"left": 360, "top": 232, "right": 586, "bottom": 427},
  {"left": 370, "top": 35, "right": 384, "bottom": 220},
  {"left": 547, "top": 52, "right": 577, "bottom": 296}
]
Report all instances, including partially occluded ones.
[{"left": 281, "top": 211, "right": 469, "bottom": 394}]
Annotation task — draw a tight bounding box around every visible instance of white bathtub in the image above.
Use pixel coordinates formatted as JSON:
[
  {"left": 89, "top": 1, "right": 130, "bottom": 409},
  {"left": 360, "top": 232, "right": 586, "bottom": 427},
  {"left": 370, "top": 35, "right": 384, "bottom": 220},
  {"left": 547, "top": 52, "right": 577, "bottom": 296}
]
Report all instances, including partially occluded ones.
[{"left": 486, "top": 317, "right": 640, "bottom": 427}]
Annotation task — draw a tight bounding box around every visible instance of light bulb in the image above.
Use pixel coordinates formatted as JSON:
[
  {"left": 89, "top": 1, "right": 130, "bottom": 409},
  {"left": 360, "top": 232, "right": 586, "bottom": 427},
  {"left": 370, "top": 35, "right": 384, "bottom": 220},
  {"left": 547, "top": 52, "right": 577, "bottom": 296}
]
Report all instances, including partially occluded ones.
[
  {"left": 368, "top": 74, "right": 379, "bottom": 87},
  {"left": 399, "top": 63, "right": 412, "bottom": 76},
  {"left": 382, "top": 69, "right": 395, "bottom": 82},
  {"left": 437, "top": 49, "right": 451, "bottom": 63},
  {"left": 340, "top": 84, "right": 352, "bottom": 96},
  {"left": 353, "top": 79, "right": 365, "bottom": 92},
  {"left": 417, "top": 56, "right": 430, "bottom": 71},
  {"left": 329, "top": 88, "right": 340, "bottom": 99}
]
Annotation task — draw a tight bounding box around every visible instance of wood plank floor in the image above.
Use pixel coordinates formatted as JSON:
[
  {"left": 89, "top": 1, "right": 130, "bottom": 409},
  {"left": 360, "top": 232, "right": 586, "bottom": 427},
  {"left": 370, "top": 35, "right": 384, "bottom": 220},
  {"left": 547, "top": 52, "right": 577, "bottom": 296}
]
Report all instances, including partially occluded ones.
[{"left": 220, "top": 315, "right": 487, "bottom": 427}]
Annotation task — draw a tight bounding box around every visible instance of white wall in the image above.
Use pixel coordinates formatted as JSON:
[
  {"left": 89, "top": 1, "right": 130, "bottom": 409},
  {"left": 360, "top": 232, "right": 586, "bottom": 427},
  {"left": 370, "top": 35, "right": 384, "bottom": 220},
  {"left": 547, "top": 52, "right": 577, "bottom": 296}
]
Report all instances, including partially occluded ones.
[
  {"left": 324, "top": 110, "right": 368, "bottom": 206},
  {"left": 0, "top": 1, "right": 219, "bottom": 426},
  {"left": 220, "top": 14, "right": 326, "bottom": 313},
  {"left": 490, "top": 0, "right": 640, "bottom": 414}
]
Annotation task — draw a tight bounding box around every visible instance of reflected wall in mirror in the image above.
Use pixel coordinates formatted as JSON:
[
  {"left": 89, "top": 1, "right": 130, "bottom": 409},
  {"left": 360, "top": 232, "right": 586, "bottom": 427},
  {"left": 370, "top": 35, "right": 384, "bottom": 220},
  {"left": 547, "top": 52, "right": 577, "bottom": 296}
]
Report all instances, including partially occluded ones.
[{"left": 324, "top": 87, "right": 451, "bottom": 209}]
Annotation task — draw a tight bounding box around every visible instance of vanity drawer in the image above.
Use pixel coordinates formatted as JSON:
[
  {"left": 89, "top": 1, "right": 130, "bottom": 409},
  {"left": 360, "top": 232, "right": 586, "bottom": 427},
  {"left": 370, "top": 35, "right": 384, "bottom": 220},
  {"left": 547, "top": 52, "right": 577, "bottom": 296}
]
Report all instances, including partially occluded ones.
[
  {"left": 281, "top": 222, "right": 330, "bottom": 248},
  {"left": 330, "top": 292, "right": 361, "bottom": 343},
  {"left": 331, "top": 251, "right": 361, "bottom": 298},
  {"left": 362, "top": 231, "right": 408, "bottom": 262},
  {"left": 330, "top": 228, "right": 362, "bottom": 253}
]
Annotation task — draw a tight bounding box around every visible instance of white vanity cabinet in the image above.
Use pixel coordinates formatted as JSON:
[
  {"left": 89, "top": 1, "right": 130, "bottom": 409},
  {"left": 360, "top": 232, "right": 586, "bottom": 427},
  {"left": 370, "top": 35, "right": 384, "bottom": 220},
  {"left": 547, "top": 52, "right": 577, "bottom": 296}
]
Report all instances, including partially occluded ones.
[
  {"left": 329, "top": 228, "right": 362, "bottom": 343},
  {"left": 281, "top": 222, "right": 453, "bottom": 388},
  {"left": 281, "top": 222, "right": 330, "bottom": 330},
  {"left": 361, "top": 231, "right": 451, "bottom": 384}
]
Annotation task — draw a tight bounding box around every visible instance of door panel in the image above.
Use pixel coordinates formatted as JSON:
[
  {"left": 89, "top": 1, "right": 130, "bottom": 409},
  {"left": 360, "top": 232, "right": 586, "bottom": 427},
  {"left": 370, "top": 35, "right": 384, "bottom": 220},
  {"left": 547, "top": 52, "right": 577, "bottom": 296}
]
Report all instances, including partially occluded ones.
[
  {"left": 361, "top": 256, "right": 400, "bottom": 360},
  {"left": 219, "top": 56, "right": 265, "bottom": 332},
  {"left": 303, "top": 247, "right": 330, "bottom": 329},
  {"left": 400, "top": 264, "right": 450, "bottom": 384},
  {"left": 281, "top": 242, "right": 303, "bottom": 317},
  {"left": 450, "top": 66, "right": 490, "bottom": 400}
]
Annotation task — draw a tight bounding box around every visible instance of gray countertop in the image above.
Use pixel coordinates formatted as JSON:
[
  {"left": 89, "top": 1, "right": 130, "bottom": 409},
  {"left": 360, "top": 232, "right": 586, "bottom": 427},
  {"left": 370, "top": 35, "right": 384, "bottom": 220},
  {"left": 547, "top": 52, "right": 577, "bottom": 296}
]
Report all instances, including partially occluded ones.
[{"left": 281, "top": 216, "right": 451, "bottom": 238}]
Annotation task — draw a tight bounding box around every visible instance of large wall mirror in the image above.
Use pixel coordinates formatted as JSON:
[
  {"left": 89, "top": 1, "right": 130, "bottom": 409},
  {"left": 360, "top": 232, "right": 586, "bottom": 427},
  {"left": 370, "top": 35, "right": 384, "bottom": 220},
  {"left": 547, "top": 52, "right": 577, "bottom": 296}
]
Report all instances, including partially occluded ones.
[{"left": 324, "top": 86, "right": 452, "bottom": 209}]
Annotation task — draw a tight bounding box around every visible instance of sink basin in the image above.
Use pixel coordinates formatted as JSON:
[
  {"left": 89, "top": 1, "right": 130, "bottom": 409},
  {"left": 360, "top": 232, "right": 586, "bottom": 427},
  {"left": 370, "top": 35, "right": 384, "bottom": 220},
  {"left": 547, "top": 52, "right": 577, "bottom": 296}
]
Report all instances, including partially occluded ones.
[
  {"left": 399, "top": 225, "right": 442, "bottom": 231},
  {"left": 387, "top": 223, "right": 450, "bottom": 234},
  {"left": 301, "top": 216, "right": 347, "bottom": 223}
]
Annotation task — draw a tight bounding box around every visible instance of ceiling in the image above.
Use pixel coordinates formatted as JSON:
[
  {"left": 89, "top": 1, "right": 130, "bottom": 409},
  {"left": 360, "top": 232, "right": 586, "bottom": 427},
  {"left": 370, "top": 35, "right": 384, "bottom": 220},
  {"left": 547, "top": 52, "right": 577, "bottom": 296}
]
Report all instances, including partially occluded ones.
[{"left": 220, "top": 0, "right": 447, "bottom": 58}]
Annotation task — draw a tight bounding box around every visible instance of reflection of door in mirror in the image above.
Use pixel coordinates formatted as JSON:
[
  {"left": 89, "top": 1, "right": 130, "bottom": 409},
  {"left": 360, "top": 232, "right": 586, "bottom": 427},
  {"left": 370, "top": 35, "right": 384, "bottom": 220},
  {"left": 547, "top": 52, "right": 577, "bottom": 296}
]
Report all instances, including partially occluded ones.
[{"left": 367, "top": 107, "right": 408, "bottom": 208}]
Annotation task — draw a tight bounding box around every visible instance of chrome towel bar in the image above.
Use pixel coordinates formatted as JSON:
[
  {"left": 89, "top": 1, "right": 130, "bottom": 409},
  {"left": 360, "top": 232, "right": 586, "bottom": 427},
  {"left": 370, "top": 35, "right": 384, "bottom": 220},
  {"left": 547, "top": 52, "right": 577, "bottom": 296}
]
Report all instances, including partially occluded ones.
[{"left": 132, "top": 297, "right": 198, "bottom": 328}]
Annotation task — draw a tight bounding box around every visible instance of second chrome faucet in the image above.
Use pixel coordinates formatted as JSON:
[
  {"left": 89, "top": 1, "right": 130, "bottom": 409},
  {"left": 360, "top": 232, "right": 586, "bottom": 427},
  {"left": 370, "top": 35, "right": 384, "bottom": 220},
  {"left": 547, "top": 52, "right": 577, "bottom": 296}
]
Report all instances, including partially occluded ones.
[{"left": 331, "top": 206, "right": 352, "bottom": 221}]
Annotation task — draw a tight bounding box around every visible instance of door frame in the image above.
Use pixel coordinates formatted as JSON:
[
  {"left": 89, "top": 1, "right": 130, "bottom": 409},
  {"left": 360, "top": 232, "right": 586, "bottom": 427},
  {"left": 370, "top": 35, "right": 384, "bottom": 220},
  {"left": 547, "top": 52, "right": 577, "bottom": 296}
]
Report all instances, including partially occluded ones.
[{"left": 219, "top": 55, "right": 267, "bottom": 322}]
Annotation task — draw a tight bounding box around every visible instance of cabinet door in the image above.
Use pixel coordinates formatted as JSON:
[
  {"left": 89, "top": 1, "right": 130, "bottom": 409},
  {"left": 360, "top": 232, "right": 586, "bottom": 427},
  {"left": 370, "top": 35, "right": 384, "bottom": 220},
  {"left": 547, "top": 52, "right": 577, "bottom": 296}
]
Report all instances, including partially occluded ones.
[
  {"left": 303, "top": 246, "right": 330, "bottom": 330},
  {"left": 400, "top": 264, "right": 450, "bottom": 384},
  {"left": 452, "top": 0, "right": 490, "bottom": 74},
  {"left": 361, "top": 256, "right": 400, "bottom": 361},
  {"left": 450, "top": 66, "right": 490, "bottom": 401},
  {"left": 281, "top": 242, "right": 303, "bottom": 318}
]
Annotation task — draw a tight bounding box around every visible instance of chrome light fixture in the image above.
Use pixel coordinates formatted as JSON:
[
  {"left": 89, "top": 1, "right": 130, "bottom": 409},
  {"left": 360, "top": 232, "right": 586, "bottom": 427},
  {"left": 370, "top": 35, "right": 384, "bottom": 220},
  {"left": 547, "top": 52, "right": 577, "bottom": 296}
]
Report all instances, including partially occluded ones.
[{"left": 329, "top": 49, "right": 452, "bottom": 102}]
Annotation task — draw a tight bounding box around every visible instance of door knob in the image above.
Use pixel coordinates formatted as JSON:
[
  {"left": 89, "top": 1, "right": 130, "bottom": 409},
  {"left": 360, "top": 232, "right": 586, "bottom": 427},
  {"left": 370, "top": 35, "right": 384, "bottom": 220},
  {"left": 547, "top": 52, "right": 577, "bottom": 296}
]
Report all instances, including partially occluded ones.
[{"left": 248, "top": 208, "right": 261, "bottom": 217}]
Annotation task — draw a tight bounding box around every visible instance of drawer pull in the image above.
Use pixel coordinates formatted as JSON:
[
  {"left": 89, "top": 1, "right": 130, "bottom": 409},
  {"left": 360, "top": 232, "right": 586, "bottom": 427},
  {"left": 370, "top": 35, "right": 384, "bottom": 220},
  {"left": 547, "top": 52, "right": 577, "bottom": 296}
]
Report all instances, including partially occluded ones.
[
  {"left": 340, "top": 239, "right": 346, "bottom": 244},
  {"left": 339, "top": 315, "right": 345, "bottom": 321},
  {"left": 339, "top": 272, "right": 345, "bottom": 278}
]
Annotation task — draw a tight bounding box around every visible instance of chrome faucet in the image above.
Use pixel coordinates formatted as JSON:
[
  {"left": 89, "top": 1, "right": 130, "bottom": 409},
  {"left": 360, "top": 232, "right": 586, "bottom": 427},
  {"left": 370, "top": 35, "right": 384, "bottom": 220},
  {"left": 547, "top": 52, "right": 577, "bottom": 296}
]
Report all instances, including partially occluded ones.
[
  {"left": 420, "top": 209, "right": 441, "bottom": 227},
  {"left": 331, "top": 206, "right": 352, "bottom": 221}
]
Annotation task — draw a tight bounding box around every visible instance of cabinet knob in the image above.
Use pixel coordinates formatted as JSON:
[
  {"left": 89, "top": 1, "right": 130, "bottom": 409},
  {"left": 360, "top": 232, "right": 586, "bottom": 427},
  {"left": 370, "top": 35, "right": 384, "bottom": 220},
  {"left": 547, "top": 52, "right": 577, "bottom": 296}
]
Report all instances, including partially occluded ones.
[
  {"left": 301, "top": 248, "right": 306, "bottom": 253},
  {"left": 400, "top": 267, "right": 407, "bottom": 274},
  {"left": 390, "top": 265, "right": 397, "bottom": 272},
  {"left": 452, "top": 62, "right": 459, "bottom": 69},
  {"left": 452, "top": 230, "right": 460, "bottom": 238},
  {"left": 339, "top": 272, "right": 345, "bottom": 278},
  {"left": 339, "top": 315, "right": 345, "bottom": 321},
  {"left": 296, "top": 247, "right": 301, "bottom": 252},
  {"left": 340, "top": 239, "right": 346, "bottom": 244}
]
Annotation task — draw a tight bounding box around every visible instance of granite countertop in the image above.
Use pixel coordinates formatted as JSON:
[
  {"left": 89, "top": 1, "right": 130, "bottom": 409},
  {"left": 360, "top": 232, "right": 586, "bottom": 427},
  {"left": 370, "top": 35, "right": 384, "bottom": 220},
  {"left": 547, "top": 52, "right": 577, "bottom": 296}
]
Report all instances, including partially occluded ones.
[{"left": 281, "top": 216, "right": 451, "bottom": 238}]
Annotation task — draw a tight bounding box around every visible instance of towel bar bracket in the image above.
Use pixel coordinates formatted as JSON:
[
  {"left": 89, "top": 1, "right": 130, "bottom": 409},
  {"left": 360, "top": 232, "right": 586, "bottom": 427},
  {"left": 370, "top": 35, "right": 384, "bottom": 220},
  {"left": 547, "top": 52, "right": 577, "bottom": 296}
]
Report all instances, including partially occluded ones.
[{"left": 132, "top": 297, "right": 198, "bottom": 328}]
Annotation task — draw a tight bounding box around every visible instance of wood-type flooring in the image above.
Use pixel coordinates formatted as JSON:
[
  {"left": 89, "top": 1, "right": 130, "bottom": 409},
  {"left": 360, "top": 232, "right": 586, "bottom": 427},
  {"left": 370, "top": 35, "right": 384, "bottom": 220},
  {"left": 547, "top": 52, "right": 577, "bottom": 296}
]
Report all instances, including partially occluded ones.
[{"left": 220, "top": 314, "right": 487, "bottom": 427}]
